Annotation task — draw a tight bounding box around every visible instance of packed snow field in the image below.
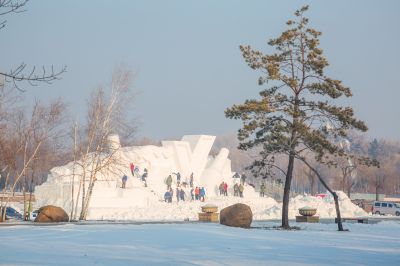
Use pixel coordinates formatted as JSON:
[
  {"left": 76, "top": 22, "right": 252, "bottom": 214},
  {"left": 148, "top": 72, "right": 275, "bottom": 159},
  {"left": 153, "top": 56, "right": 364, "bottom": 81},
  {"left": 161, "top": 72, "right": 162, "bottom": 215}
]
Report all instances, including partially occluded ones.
[
  {"left": 11, "top": 190, "right": 367, "bottom": 221},
  {"left": 88, "top": 191, "right": 367, "bottom": 221},
  {"left": 1, "top": 221, "right": 399, "bottom": 265}
]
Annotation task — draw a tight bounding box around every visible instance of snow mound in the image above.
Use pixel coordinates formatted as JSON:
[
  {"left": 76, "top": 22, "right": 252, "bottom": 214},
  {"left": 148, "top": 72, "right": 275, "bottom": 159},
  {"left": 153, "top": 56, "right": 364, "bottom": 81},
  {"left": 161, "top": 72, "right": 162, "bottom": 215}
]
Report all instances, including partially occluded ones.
[
  {"left": 74, "top": 190, "right": 365, "bottom": 221},
  {"left": 264, "top": 191, "right": 367, "bottom": 219}
]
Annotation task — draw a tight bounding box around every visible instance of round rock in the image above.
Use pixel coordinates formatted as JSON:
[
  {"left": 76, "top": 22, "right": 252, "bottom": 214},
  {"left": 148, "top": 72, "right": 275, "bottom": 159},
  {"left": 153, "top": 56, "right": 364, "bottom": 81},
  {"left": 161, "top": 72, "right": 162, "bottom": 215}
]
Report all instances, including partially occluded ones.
[
  {"left": 34, "top": 205, "right": 69, "bottom": 223},
  {"left": 220, "top": 203, "right": 253, "bottom": 228}
]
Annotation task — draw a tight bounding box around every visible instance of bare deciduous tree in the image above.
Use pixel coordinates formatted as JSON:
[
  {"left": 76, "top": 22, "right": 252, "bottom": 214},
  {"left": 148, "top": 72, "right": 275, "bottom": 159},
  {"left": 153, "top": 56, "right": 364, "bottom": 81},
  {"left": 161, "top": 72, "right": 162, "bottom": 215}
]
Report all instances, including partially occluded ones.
[
  {"left": 69, "top": 67, "right": 136, "bottom": 221},
  {"left": 0, "top": 99, "right": 66, "bottom": 221}
]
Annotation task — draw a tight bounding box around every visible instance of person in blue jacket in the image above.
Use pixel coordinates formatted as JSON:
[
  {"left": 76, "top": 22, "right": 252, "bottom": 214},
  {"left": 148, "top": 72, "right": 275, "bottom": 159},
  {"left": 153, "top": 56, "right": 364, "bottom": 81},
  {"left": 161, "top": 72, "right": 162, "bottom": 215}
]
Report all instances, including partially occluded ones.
[
  {"left": 168, "top": 188, "right": 173, "bottom": 203},
  {"left": 179, "top": 188, "right": 185, "bottom": 201},
  {"left": 122, "top": 175, "right": 128, "bottom": 189},
  {"left": 164, "top": 190, "right": 171, "bottom": 202},
  {"left": 199, "top": 187, "right": 205, "bottom": 202},
  {"left": 173, "top": 172, "right": 181, "bottom": 185}
]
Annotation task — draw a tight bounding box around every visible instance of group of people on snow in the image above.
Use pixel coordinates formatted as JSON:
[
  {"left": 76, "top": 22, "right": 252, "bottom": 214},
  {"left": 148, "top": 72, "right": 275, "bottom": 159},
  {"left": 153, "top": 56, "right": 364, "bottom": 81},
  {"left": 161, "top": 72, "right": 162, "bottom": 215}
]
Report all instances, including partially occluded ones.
[
  {"left": 163, "top": 187, "right": 186, "bottom": 203},
  {"left": 164, "top": 172, "right": 206, "bottom": 203},
  {"left": 192, "top": 186, "right": 206, "bottom": 201},
  {"left": 123, "top": 164, "right": 269, "bottom": 201},
  {"left": 121, "top": 163, "right": 148, "bottom": 189},
  {"left": 233, "top": 183, "right": 245, "bottom": 197},
  {"left": 218, "top": 181, "right": 228, "bottom": 196}
]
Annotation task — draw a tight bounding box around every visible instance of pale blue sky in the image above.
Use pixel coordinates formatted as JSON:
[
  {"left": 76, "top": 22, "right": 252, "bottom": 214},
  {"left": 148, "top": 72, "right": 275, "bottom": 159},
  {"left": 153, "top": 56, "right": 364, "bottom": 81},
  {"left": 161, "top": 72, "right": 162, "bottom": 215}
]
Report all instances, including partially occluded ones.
[{"left": 1, "top": 0, "right": 400, "bottom": 140}]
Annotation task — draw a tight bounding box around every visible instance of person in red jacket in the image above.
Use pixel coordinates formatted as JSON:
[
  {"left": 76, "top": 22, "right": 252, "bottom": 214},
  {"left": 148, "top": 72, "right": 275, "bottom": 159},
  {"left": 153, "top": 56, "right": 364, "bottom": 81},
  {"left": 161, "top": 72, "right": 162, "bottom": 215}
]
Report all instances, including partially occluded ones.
[
  {"left": 195, "top": 187, "right": 200, "bottom": 200},
  {"left": 223, "top": 182, "right": 228, "bottom": 196},
  {"left": 130, "top": 163, "right": 135, "bottom": 176}
]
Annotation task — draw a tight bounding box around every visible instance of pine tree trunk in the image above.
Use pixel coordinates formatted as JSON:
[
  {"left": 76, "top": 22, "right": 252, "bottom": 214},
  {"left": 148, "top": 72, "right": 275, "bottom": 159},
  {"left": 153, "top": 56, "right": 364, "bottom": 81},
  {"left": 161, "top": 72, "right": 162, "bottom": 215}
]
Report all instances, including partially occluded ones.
[
  {"left": 332, "top": 192, "right": 344, "bottom": 231},
  {"left": 282, "top": 153, "right": 295, "bottom": 229},
  {"left": 301, "top": 159, "right": 345, "bottom": 231},
  {"left": 311, "top": 174, "right": 316, "bottom": 195},
  {"left": 316, "top": 177, "right": 344, "bottom": 231}
]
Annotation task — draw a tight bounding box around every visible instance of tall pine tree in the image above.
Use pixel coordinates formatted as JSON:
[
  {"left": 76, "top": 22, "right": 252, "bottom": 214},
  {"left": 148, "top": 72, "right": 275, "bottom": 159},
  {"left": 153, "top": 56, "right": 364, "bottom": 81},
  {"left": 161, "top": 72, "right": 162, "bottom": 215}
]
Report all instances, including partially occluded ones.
[{"left": 226, "top": 6, "right": 371, "bottom": 230}]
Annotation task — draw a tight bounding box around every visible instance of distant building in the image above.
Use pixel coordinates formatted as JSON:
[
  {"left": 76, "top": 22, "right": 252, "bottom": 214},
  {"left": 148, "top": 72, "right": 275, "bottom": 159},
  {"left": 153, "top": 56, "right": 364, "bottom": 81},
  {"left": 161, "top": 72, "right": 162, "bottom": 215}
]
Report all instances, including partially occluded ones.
[{"left": 383, "top": 197, "right": 400, "bottom": 203}]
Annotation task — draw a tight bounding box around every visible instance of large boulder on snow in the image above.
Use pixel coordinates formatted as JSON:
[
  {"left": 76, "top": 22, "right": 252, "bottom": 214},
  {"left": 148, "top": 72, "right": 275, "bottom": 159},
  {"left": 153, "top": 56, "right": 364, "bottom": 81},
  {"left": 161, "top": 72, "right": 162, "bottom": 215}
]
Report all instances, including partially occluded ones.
[
  {"left": 34, "top": 205, "right": 69, "bottom": 223},
  {"left": 220, "top": 203, "right": 252, "bottom": 228}
]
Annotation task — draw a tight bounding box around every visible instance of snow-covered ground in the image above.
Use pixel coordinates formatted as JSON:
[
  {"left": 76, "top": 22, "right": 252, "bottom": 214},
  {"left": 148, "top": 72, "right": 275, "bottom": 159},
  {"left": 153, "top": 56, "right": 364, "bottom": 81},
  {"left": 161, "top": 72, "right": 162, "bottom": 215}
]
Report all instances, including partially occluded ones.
[
  {"left": 1, "top": 221, "right": 399, "bottom": 265},
  {"left": 88, "top": 190, "right": 367, "bottom": 221},
  {"left": 9, "top": 190, "right": 367, "bottom": 221}
]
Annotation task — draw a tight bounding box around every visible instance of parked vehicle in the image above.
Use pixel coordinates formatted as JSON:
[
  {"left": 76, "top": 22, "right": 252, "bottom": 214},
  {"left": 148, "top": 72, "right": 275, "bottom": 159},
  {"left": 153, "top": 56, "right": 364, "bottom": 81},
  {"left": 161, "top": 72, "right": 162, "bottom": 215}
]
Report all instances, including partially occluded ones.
[
  {"left": 372, "top": 201, "right": 400, "bottom": 216},
  {"left": 1, "top": 207, "right": 23, "bottom": 220},
  {"left": 29, "top": 210, "right": 39, "bottom": 221}
]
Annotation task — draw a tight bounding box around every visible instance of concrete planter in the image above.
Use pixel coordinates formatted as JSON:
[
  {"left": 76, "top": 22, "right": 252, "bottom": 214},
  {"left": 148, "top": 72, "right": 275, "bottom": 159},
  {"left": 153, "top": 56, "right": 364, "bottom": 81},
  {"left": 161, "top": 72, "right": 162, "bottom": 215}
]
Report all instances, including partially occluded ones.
[
  {"left": 201, "top": 204, "right": 218, "bottom": 213},
  {"left": 298, "top": 206, "right": 317, "bottom": 217},
  {"left": 199, "top": 204, "right": 219, "bottom": 222}
]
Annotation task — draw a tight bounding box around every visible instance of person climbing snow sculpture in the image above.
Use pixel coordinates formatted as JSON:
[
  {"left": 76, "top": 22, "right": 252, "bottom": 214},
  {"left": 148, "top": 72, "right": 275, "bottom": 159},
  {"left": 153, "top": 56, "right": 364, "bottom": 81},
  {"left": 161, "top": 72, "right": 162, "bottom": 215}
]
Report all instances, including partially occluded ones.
[
  {"left": 179, "top": 188, "right": 185, "bottom": 201},
  {"left": 189, "top": 172, "right": 194, "bottom": 188},
  {"left": 166, "top": 175, "right": 173, "bottom": 190},
  {"left": 130, "top": 163, "right": 135, "bottom": 176},
  {"left": 164, "top": 190, "right": 171, "bottom": 202},
  {"left": 142, "top": 168, "right": 148, "bottom": 187},
  {"left": 134, "top": 166, "right": 140, "bottom": 179},
  {"left": 173, "top": 172, "right": 181, "bottom": 186},
  {"left": 122, "top": 175, "right": 128, "bottom": 189}
]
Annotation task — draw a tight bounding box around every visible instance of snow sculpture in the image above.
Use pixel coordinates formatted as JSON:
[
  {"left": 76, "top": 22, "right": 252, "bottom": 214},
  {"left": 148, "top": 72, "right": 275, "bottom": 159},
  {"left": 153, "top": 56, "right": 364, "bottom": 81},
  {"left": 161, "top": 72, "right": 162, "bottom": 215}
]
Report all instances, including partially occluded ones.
[
  {"left": 35, "top": 135, "right": 234, "bottom": 219},
  {"left": 200, "top": 148, "right": 231, "bottom": 195},
  {"left": 107, "top": 134, "right": 121, "bottom": 152}
]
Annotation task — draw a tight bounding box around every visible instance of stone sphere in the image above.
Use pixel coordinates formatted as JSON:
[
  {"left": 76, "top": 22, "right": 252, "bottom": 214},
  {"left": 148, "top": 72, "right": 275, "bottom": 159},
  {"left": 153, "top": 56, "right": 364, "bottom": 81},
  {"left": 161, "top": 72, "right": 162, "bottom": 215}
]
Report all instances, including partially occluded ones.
[
  {"left": 220, "top": 203, "right": 253, "bottom": 228},
  {"left": 34, "top": 205, "right": 69, "bottom": 223}
]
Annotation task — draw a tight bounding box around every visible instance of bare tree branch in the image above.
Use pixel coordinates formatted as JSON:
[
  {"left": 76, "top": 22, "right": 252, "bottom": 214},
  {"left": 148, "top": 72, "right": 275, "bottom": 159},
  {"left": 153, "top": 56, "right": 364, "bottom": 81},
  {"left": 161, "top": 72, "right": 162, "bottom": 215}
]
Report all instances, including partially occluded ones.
[{"left": 0, "top": 64, "right": 67, "bottom": 92}]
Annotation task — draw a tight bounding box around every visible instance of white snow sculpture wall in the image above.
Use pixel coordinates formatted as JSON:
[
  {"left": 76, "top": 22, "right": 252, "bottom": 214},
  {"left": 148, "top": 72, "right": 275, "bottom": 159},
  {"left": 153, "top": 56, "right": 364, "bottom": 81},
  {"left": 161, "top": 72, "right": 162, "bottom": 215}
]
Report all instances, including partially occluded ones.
[
  {"left": 200, "top": 148, "right": 230, "bottom": 195},
  {"left": 35, "top": 134, "right": 233, "bottom": 219},
  {"left": 107, "top": 134, "right": 121, "bottom": 152},
  {"left": 181, "top": 135, "right": 216, "bottom": 184},
  {"left": 161, "top": 140, "right": 192, "bottom": 179}
]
